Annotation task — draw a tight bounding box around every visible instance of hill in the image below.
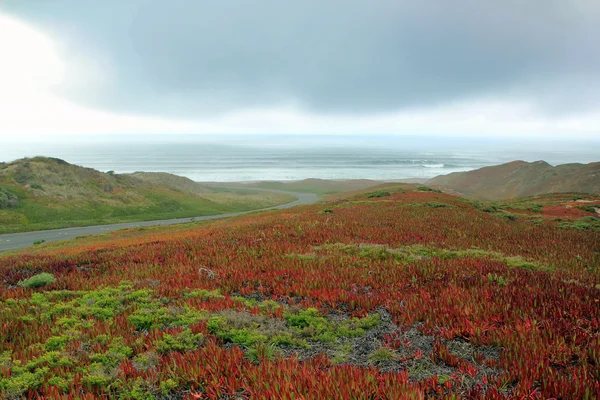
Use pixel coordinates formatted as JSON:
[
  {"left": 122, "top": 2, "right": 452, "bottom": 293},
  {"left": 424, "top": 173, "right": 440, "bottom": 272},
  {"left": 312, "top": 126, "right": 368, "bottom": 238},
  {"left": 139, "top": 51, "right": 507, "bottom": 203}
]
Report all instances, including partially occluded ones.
[
  {"left": 0, "top": 185, "right": 598, "bottom": 398},
  {"left": 127, "top": 171, "right": 213, "bottom": 194},
  {"left": 0, "top": 157, "right": 294, "bottom": 233},
  {"left": 427, "top": 160, "right": 600, "bottom": 200}
]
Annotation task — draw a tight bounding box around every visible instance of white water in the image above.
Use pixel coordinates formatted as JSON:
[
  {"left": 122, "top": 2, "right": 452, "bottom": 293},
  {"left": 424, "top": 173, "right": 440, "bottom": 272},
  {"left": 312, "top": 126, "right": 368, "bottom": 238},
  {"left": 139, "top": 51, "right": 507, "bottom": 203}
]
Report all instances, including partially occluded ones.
[{"left": 2, "top": 135, "right": 598, "bottom": 182}]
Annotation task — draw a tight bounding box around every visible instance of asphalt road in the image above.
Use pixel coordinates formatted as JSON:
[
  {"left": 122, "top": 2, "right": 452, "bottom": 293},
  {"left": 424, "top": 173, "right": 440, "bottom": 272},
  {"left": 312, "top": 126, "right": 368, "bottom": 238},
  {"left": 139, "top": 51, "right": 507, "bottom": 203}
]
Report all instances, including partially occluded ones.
[{"left": 0, "top": 189, "right": 319, "bottom": 253}]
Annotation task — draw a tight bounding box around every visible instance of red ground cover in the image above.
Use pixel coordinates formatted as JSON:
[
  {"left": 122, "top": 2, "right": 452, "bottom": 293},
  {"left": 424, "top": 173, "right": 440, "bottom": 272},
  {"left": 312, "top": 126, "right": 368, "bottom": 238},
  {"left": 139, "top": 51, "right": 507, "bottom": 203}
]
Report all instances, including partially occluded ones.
[{"left": 1, "top": 190, "right": 598, "bottom": 399}]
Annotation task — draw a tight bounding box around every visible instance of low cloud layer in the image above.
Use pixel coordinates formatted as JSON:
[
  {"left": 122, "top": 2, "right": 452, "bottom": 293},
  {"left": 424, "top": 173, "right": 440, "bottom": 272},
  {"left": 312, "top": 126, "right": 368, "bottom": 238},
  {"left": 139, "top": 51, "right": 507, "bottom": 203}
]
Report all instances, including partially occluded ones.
[{"left": 3, "top": 0, "right": 599, "bottom": 119}]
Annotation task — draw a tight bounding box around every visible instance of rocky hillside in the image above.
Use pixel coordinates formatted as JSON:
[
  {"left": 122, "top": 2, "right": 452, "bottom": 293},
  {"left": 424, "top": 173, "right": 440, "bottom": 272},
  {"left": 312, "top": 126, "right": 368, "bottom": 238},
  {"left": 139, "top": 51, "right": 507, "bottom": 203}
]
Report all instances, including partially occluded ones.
[{"left": 427, "top": 160, "right": 600, "bottom": 200}]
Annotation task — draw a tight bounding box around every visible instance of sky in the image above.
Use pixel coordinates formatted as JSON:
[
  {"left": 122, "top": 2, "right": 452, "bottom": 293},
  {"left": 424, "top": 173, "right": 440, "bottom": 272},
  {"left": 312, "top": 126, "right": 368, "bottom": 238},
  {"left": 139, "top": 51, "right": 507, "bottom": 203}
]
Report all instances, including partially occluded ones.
[{"left": 0, "top": 0, "right": 599, "bottom": 139}]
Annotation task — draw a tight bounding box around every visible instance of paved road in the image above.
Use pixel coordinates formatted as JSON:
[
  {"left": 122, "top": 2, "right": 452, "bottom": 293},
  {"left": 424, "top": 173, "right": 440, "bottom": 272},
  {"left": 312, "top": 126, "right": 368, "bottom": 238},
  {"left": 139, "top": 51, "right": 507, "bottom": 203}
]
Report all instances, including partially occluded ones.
[{"left": 0, "top": 189, "right": 319, "bottom": 253}]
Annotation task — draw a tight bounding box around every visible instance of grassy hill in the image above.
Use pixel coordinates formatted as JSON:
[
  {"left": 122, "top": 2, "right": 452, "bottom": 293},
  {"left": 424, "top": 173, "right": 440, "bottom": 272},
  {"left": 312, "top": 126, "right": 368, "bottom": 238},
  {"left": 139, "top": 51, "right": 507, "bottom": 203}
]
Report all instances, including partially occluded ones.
[
  {"left": 0, "top": 157, "right": 294, "bottom": 233},
  {"left": 427, "top": 160, "right": 600, "bottom": 200},
  {"left": 0, "top": 185, "right": 598, "bottom": 398},
  {"left": 126, "top": 171, "right": 213, "bottom": 194}
]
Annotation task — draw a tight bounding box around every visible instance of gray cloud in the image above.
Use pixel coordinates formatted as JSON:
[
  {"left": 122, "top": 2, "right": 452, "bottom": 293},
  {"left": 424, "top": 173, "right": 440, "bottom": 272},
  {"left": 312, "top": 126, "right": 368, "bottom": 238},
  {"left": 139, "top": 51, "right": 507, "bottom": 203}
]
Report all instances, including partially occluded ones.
[{"left": 3, "top": 0, "right": 600, "bottom": 116}]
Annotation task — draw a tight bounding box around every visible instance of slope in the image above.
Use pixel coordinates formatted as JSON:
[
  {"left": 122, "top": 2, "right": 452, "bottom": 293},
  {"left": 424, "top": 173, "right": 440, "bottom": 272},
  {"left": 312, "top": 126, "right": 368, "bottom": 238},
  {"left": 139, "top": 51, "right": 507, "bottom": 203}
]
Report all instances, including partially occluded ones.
[
  {"left": 427, "top": 160, "right": 600, "bottom": 200},
  {"left": 0, "top": 185, "right": 598, "bottom": 399},
  {"left": 0, "top": 157, "right": 294, "bottom": 233}
]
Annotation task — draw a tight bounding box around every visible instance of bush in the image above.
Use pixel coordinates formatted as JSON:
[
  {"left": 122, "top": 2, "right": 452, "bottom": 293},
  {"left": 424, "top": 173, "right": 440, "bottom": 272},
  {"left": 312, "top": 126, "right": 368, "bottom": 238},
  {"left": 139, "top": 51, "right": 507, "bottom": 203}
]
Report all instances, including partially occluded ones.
[
  {"left": 13, "top": 167, "right": 34, "bottom": 184},
  {"left": 367, "top": 190, "right": 391, "bottom": 198},
  {"left": 500, "top": 212, "right": 517, "bottom": 221},
  {"left": 558, "top": 216, "right": 600, "bottom": 232},
  {"left": 577, "top": 205, "right": 597, "bottom": 213},
  {"left": 0, "top": 187, "right": 19, "bottom": 209},
  {"left": 527, "top": 203, "right": 543, "bottom": 212},
  {"left": 424, "top": 202, "right": 452, "bottom": 208},
  {"left": 480, "top": 205, "right": 499, "bottom": 213},
  {"left": 18, "top": 273, "right": 56, "bottom": 289},
  {"left": 417, "top": 186, "right": 442, "bottom": 193}
]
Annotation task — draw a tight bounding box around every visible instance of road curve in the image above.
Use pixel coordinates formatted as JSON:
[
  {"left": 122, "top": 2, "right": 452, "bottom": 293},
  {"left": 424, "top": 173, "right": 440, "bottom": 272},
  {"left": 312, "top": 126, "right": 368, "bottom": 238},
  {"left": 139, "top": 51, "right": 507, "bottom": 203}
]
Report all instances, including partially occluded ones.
[{"left": 0, "top": 189, "right": 319, "bottom": 253}]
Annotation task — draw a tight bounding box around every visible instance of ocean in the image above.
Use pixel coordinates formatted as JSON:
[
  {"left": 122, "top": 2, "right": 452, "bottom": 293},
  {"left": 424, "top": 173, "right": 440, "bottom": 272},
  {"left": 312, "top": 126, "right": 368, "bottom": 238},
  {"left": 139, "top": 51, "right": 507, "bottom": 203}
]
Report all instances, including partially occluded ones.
[{"left": 2, "top": 135, "right": 599, "bottom": 182}]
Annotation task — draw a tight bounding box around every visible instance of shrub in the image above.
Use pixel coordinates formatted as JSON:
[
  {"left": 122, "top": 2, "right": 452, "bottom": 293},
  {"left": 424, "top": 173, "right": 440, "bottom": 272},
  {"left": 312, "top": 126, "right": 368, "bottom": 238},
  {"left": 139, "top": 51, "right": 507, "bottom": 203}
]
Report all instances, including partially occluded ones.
[
  {"left": 480, "top": 205, "right": 499, "bottom": 213},
  {"left": 527, "top": 203, "right": 543, "bottom": 212},
  {"left": 558, "top": 216, "right": 600, "bottom": 232},
  {"left": 424, "top": 202, "right": 452, "bottom": 208},
  {"left": 500, "top": 212, "right": 517, "bottom": 221},
  {"left": 13, "top": 167, "right": 34, "bottom": 184},
  {"left": 18, "top": 273, "right": 56, "bottom": 289},
  {"left": 417, "top": 186, "right": 442, "bottom": 193},
  {"left": 577, "top": 205, "right": 597, "bottom": 214},
  {"left": 48, "top": 157, "right": 68, "bottom": 165},
  {"left": 367, "top": 190, "right": 391, "bottom": 198},
  {"left": 0, "top": 187, "right": 19, "bottom": 209}
]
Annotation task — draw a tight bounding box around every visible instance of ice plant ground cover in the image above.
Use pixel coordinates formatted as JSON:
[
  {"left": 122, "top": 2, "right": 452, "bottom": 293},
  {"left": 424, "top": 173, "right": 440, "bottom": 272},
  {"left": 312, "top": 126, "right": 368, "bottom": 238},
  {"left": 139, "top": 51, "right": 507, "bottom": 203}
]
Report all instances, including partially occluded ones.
[{"left": 0, "top": 186, "right": 598, "bottom": 399}]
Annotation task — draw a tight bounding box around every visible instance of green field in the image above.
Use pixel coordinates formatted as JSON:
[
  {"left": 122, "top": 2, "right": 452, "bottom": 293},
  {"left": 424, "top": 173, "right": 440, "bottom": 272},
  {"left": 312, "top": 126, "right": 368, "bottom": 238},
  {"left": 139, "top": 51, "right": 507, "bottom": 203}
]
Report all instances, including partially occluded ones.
[{"left": 0, "top": 185, "right": 295, "bottom": 234}]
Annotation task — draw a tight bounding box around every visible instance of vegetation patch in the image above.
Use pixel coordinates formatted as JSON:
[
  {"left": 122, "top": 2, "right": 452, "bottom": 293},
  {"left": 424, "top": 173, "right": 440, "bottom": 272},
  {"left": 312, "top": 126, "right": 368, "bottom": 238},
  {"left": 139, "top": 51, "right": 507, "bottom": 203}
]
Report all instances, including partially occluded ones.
[
  {"left": 417, "top": 186, "right": 442, "bottom": 193},
  {"left": 285, "top": 253, "right": 319, "bottom": 262},
  {"left": 498, "top": 212, "right": 517, "bottom": 221},
  {"left": 0, "top": 283, "right": 388, "bottom": 398},
  {"left": 412, "top": 201, "right": 454, "bottom": 208},
  {"left": 481, "top": 204, "right": 500, "bottom": 213},
  {"left": 17, "top": 272, "right": 56, "bottom": 289},
  {"left": 313, "top": 243, "right": 553, "bottom": 271},
  {"left": 0, "top": 280, "right": 503, "bottom": 398},
  {"left": 501, "top": 201, "right": 544, "bottom": 213},
  {"left": 576, "top": 204, "right": 598, "bottom": 213},
  {"left": 366, "top": 190, "right": 391, "bottom": 198},
  {"left": 0, "top": 187, "right": 19, "bottom": 209},
  {"left": 558, "top": 216, "right": 600, "bottom": 232}
]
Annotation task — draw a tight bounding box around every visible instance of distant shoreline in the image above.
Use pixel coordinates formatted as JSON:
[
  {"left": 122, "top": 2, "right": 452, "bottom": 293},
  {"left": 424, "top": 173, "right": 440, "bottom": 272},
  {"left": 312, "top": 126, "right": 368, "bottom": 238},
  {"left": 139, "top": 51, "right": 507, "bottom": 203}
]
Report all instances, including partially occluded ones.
[{"left": 10, "top": 138, "right": 598, "bottom": 182}]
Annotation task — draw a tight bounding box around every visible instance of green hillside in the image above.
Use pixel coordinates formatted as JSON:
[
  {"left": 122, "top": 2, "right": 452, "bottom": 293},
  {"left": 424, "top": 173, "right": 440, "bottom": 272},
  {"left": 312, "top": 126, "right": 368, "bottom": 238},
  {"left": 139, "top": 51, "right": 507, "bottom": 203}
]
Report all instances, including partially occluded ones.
[{"left": 0, "top": 157, "right": 294, "bottom": 233}]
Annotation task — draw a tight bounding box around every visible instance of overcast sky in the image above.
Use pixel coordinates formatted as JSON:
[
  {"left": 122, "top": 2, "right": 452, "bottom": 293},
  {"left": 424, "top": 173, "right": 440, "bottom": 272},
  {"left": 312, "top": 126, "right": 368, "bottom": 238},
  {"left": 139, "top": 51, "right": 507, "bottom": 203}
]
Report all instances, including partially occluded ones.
[{"left": 1, "top": 0, "right": 599, "bottom": 138}]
